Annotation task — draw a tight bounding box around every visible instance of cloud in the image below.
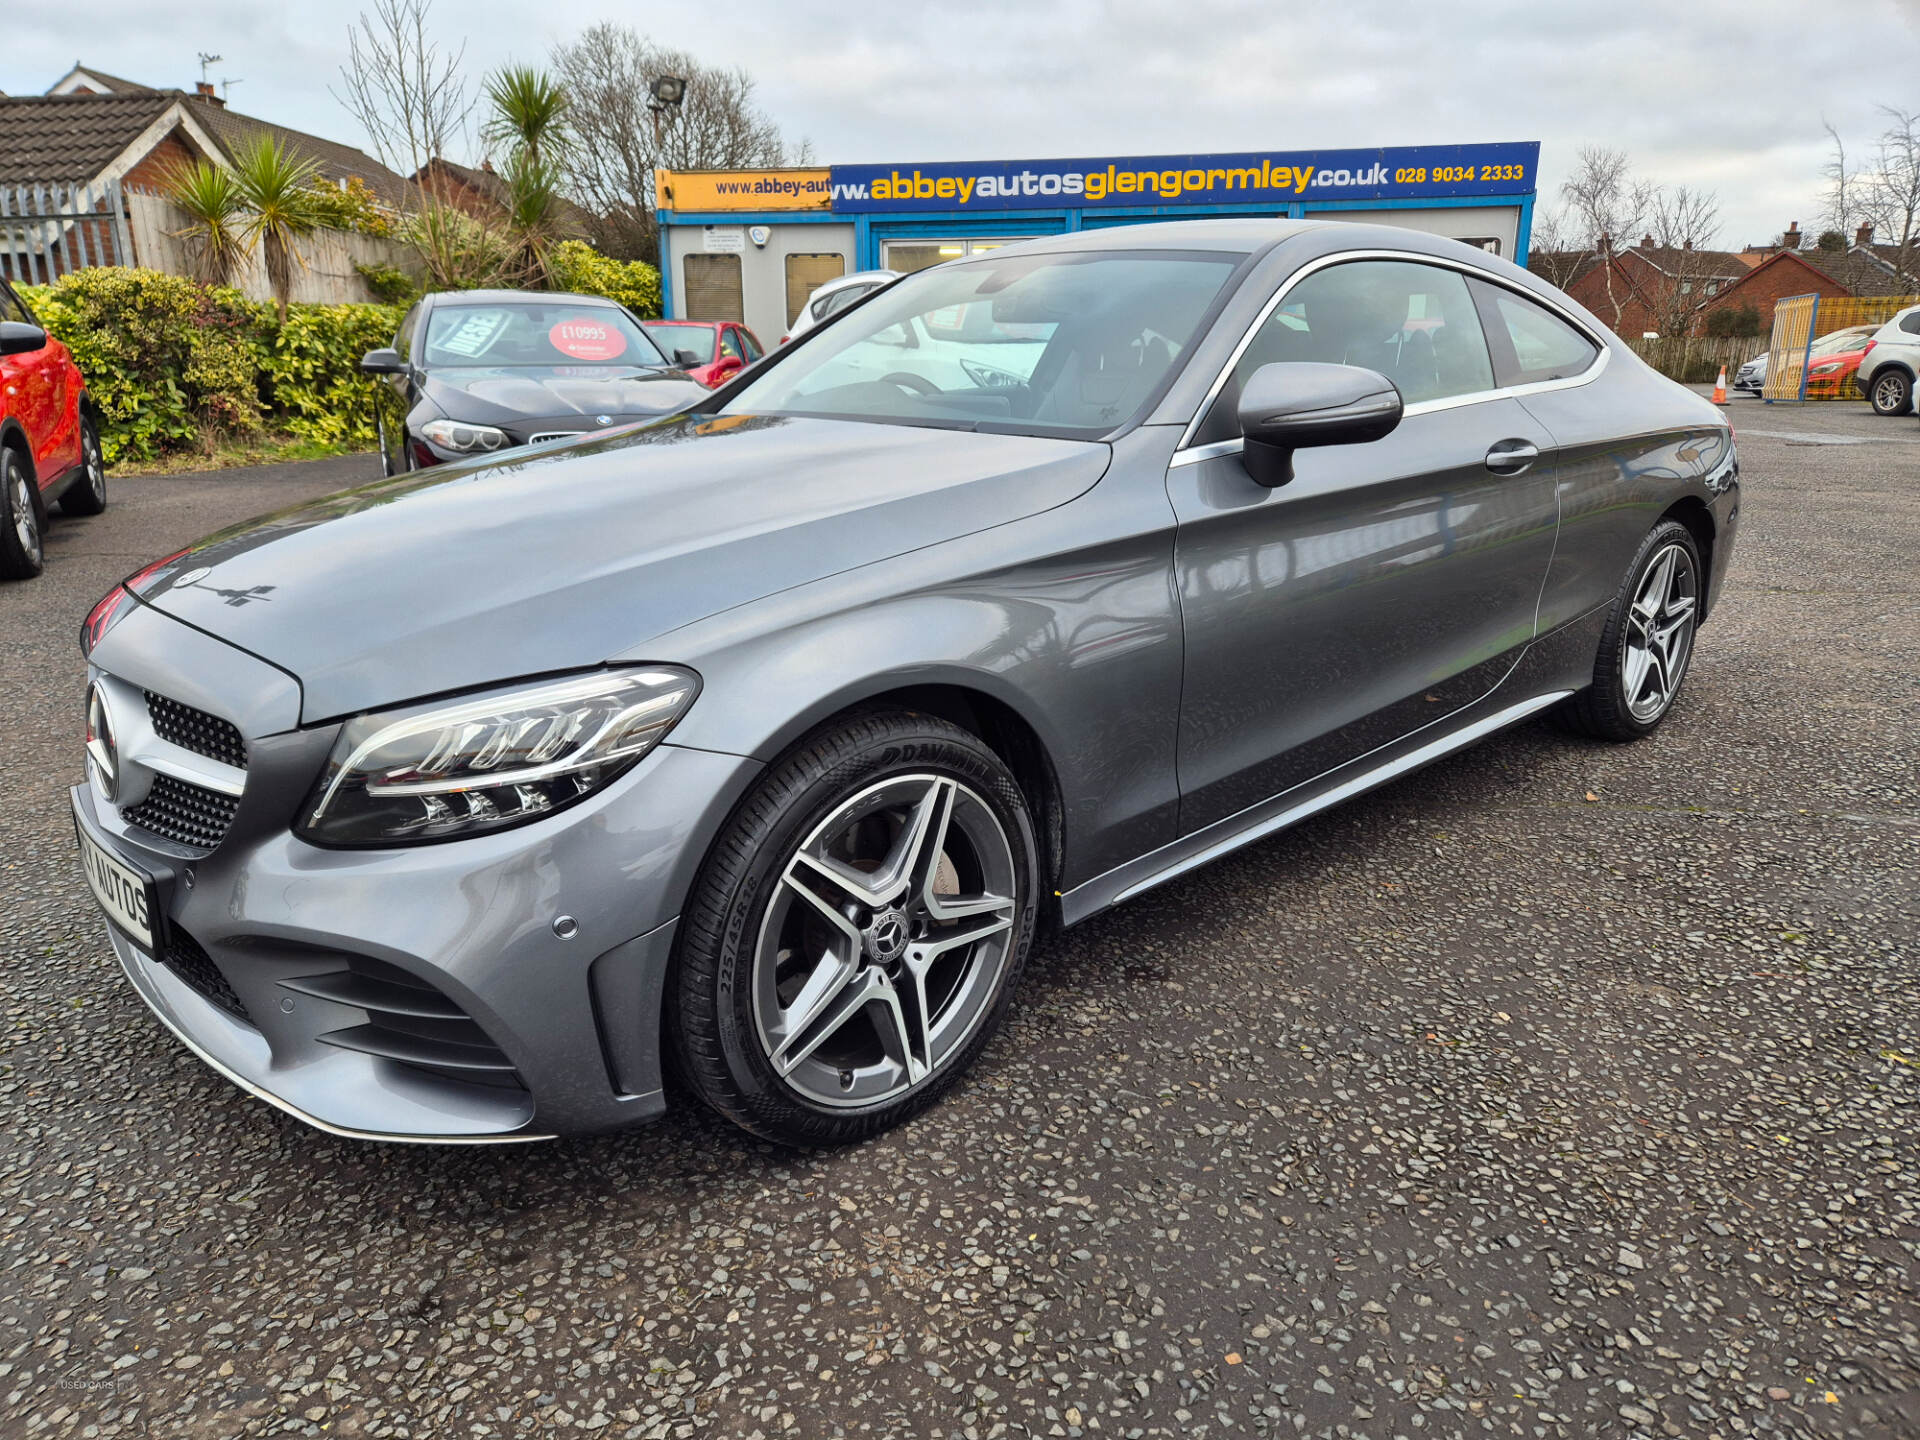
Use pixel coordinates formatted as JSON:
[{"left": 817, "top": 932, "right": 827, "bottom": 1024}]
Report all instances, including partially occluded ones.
[{"left": 5, "top": 0, "right": 1916, "bottom": 248}]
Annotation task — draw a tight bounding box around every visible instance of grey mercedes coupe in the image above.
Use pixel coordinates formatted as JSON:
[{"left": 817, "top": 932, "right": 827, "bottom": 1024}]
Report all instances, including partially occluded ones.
[{"left": 73, "top": 220, "right": 1738, "bottom": 1146}]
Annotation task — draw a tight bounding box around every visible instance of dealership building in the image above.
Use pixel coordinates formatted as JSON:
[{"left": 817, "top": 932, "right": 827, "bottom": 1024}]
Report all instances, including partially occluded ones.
[{"left": 654, "top": 142, "right": 1540, "bottom": 343}]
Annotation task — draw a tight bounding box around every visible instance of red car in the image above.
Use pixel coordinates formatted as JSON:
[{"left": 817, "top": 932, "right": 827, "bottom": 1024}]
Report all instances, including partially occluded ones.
[
  {"left": 1, "top": 276, "right": 106, "bottom": 579},
  {"left": 640, "top": 319, "right": 765, "bottom": 389}
]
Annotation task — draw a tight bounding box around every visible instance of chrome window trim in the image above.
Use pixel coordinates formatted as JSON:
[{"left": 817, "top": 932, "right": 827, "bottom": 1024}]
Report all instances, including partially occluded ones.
[{"left": 1173, "top": 247, "right": 1611, "bottom": 457}]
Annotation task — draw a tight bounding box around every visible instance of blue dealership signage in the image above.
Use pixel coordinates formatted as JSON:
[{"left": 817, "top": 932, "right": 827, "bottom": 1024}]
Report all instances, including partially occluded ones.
[{"left": 829, "top": 142, "right": 1538, "bottom": 213}]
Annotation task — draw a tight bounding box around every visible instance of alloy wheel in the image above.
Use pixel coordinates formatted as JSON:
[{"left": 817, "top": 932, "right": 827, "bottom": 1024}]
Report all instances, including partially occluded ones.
[
  {"left": 1873, "top": 373, "right": 1907, "bottom": 413},
  {"left": 1621, "top": 542, "right": 1696, "bottom": 721},
  {"left": 751, "top": 774, "right": 1019, "bottom": 1108},
  {"left": 86, "top": 429, "right": 104, "bottom": 492},
  {"left": 11, "top": 470, "right": 38, "bottom": 561}
]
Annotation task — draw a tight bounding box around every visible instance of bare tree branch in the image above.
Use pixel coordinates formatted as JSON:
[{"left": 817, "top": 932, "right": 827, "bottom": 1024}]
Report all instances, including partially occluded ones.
[
  {"left": 330, "top": 0, "right": 472, "bottom": 184},
  {"left": 1644, "top": 186, "right": 1723, "bottom": 337},
  {"left": 551, "top": 23, "right": 810, "bottom": 262},
  {"left": 1559, "top": 146, "right": 1656, "bottom": 330}
]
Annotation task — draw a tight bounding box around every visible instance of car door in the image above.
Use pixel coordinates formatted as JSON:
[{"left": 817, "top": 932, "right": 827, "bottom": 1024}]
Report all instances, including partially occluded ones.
[
  {"left": 1168, "top": 257, "right": 1561, "bottom": 831},
  {"left": 0, "top": 282, "right": 73, "bottom": 479},
  {"left": 713, "top": 326, "right": 747, "bottom": 385}
]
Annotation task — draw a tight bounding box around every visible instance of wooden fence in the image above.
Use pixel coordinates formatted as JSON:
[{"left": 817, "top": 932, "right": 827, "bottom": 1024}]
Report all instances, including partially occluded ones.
[
  {"left": 0, "top": 181, "right": 415, "bottom": 303},
  {"left": 124, "top": 189, "right": 415, "bottom": 304},
  {"left": 1626, "top": 335, "right": 1769, "bottom": 384}
]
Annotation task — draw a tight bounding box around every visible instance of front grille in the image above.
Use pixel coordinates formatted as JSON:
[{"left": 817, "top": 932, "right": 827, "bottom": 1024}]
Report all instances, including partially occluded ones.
[
  {"left": 144, "top": 691, "right": 247, "bottom": 768},
  {"left": 284, "top": 957, "right": 525, "bottom": 1092},
  {"left": 123, "top": 773, "right": 240, "bottom": 850},
  {"left": 159, "top": 925, "right": 253, "bottom": 1026},
  {"left": 526, "top": 431, "right": 581, "bottom": 445}
]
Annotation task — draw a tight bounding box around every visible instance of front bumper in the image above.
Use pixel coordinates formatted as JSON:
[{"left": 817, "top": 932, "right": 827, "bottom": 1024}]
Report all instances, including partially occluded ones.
[{"left": 78, "top": 608, "right": 761, "bottom": 1142}]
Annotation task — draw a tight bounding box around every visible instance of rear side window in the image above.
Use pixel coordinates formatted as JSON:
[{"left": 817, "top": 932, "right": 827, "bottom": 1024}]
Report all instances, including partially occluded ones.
[
  {"left": 1900, "top": 311, "right": 1920, "bottom": 335},
  {"left": 1196, "top": 259, "right": 1496, "bottom": 444},
  {"left": 1476, "top": 285, "right": 1599, "bottom": 385}
]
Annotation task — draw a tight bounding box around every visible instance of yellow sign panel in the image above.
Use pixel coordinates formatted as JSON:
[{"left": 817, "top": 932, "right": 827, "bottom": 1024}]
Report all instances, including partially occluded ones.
[{"left": 654, "top": 169, "right": 831, "bottom": 213}]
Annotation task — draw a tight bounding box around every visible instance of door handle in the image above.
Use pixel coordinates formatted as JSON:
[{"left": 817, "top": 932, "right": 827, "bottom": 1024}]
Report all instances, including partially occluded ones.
[{"left": 1485, "top": 440, "right": 1539, "bottom": 474}]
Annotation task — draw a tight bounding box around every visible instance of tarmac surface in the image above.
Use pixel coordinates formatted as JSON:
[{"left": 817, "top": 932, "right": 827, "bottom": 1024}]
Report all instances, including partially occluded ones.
[{"left": 2, "top": 398, "right": 1915, "bottom": 1439}]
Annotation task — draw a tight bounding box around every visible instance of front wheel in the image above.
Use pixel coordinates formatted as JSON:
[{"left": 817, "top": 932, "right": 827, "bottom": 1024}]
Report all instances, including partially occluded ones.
[
  {"left": 1869, "top": 368, "right": 1912, "bottom": 417},
  {"left": 671, "top": 712, "right": 1039, "bottom": 1146},
  {"left": 1554, "top": 520, "right": 1702, "bottom": 741},
  {"left": 60, "top": 414, "right": 107, "bottom": 516}
]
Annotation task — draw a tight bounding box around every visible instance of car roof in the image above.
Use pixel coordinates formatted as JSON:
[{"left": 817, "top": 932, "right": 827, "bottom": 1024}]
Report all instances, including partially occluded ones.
[
  {"left": 426, "top": 290, "right": 622, "bottom": 308},
  {"left": 1004, "top": 218, "right": 1330, "bottom": 256},
  {"left": 822, "top": 270, "right": 899, "bottom": 289}
]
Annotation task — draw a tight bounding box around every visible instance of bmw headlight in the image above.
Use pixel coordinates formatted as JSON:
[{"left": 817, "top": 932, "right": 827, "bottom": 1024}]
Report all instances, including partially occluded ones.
[
  {"left": 298, "top": 668, "right": 698, "bottom": 847},
  {"left": 420, "top": 418, "right": 511, "bottom": 453}
]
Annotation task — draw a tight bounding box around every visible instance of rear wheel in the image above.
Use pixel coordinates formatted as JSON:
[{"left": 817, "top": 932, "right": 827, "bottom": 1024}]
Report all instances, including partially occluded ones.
[
  {"left": 1869, "top": 368, "right": 1912, "bottom": 416},
  {"left": 0, "top": 446, "right": 44, "bottom": 580},
  {"left": 671, "top": 711, "right": 1039, "bottom": 1146},
  {"left": 1554, "top": 520, "right": 1701, "bottom": 741},
  {"left": 60, "top": 415, "right": 107, "bottom": 516}
]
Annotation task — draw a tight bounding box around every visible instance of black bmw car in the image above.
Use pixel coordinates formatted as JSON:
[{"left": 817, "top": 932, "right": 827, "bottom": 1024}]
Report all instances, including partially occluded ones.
[{"left": 360, "top": 290, "right": 710, "bottom": 474}]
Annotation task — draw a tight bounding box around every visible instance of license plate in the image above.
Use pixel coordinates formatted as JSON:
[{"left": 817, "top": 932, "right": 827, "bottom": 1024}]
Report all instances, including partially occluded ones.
[{"left": 75, "top": 820, "right": 158, "bottom": 950}]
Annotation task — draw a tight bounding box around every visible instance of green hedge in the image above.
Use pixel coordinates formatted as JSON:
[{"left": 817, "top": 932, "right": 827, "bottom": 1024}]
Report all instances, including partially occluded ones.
[
  {"left": 22, "top": 255, "right": 665, "bottom": 464},
  {"left": 22, "top": 269, "right": 402, "bottom": 464}
]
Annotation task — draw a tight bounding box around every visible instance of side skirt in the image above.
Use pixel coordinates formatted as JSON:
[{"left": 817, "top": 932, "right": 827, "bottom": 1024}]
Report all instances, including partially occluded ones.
[{"left": 1060, "top": 687, "right": 1571, "bottom": 925}]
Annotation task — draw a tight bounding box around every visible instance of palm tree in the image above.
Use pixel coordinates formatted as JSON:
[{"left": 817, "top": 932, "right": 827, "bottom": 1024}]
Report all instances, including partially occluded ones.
[
  {"left": 498, "top": 149, "right": 570, "bottom": 288},
  {"left": 163, "top": 160, "right": 246, "bottom": 286},
  {"left": 483, "top": 65, "right": 576, "bottom": 289},
  {"left": 482, "top": 65, "right": 571, "bottom": 165},
  {"left": 230, "top": 136, "right": 320, "bottom": 320}
]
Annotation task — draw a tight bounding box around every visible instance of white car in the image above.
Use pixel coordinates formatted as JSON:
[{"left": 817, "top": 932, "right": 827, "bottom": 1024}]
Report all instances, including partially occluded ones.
[
  {"left": 782, "top": 269, "right": 900, "bottom": 344},
  {"left": 1858, "top": 303, "right": 1920, "bottom": 416}
]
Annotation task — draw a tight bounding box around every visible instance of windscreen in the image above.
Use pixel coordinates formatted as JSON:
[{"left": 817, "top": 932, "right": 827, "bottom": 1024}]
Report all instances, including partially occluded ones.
[
  {"left": 722, "top": 251, "right": 1242, "bottom": 437},
  {"left": 422, "top": 303, "right": 668, "bottom": 367},
  {"left": 646, "top": 323, "right": 717, "bottom": 363}
]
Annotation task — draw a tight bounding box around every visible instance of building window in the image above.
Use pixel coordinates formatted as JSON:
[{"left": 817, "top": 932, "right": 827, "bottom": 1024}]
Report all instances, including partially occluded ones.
[
  {"left": 784, "top": 253, "right": 846, "bottom": 326},
  {"left": 882, "top": 238, "right": 1025, "bottom": 275},
  {"left": 683, "top": 254, "right": 744, "bottom": 323}
]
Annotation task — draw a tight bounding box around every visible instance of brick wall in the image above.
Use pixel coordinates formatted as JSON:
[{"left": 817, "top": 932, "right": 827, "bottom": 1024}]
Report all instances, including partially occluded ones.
[{"left": 121, "top": 129, "right": 200, "bottom": 191}]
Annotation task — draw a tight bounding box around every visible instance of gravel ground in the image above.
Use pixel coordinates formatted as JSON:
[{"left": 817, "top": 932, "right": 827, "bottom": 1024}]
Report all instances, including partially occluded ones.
[{"left": 2, "top": 411, "right": 1915, "bottom": 1440}]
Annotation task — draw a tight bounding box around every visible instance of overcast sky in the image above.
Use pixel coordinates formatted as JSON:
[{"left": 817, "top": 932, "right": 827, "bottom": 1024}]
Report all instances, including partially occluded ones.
[{"left": 7, "top": 0, "right": 1918, "bottom": 248}]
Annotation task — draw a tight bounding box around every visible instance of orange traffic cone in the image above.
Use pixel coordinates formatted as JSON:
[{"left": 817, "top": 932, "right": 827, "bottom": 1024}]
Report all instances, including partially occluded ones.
[{"left": 1711, "top": 366, "right": 1729, "bottom": 405}]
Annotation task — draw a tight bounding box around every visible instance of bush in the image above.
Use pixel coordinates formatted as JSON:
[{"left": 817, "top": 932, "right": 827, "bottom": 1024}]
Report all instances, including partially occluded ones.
[
  {"left": 22, "top": 267, "right": 400, "bottom": 462},
  {"left": 353, "top": 260, "right": 420, "bottom": 305},
  {"left": 1705, "top": 304, "right": 1761, "bottom": 338},
  {"left": 259, "top": 301, "right": 405, "bottom": 447},
  {"left": 547, "top": 240, "right": 662, "bottom": 317}
]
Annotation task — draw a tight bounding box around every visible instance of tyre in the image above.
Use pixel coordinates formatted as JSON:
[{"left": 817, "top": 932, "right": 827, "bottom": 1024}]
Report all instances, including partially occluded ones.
[
  {"left": 0, "top": 445, "right": 44, "bottom": 580},
  {"left": 60, "top": 414, "right": 107, "bottom": 516},
  {"left": 672, "top": 711, "right": 1039, "bottom": 1146},
  {"left": 1554, "top": 520, "right": 1702, "bottom": 741},
  {"left": 1869, "top": 367, "right": 1912, "bottom": 417}
]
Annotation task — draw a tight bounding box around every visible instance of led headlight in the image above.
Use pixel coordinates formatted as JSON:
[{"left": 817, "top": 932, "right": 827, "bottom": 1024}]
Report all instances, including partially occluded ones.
[
  {"left": 298, "top": 668, "right": 698, "bottom": 847},
  {"left": 420, "top": 418, "right": 511, "bottom": 453}
]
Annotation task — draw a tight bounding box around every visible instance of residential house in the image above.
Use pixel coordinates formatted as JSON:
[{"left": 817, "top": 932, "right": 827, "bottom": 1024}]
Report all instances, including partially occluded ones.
[
  {"left": 1698, "top": 221, "right": 1914, "bottom": 334},
  {"left": 1555, "top": 237, "right": 1751, "bottom": 338},
  {"left": 1, "top": 63, "right": 408, "bottom": 282}
]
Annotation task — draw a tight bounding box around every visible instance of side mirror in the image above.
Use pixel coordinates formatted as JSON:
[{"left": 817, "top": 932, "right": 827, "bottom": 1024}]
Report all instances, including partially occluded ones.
[
  {"left": 1237, "top": 362, "right": 1402, "bottom": 487},
  {"left": 359, "top": 347, "right": 407, "bottom": 375},
  {"left": 0, "top": 321, "right": 48, "bottom": 356},
  {"left": 673, "top": 348, "right": 701, "bottom": 369}
]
